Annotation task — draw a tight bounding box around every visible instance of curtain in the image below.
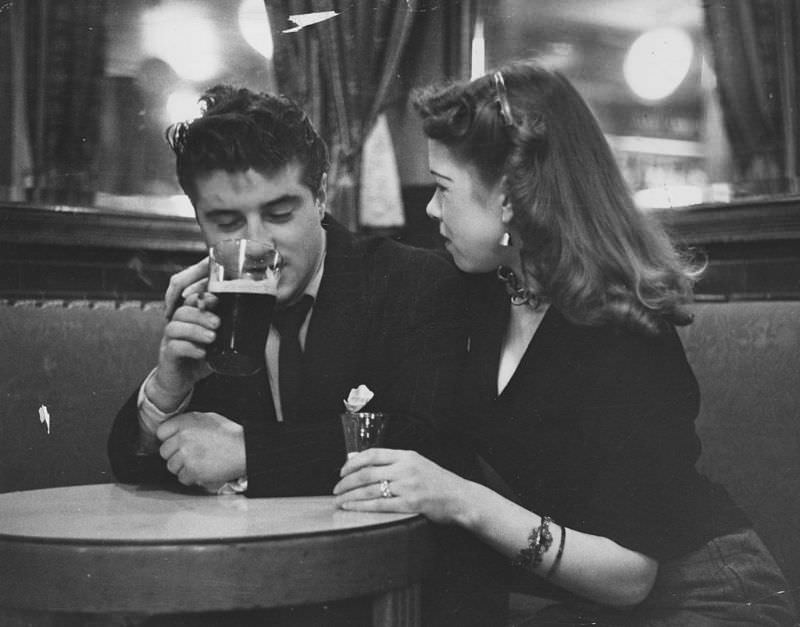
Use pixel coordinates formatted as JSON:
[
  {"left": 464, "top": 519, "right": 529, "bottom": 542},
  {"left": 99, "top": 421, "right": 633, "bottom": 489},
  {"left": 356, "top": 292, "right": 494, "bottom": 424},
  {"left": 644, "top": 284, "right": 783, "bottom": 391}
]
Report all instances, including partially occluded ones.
[
  {"left": 21, "top": 0, "right": 108, "bottom": 205},
  {"left": 704, "top": 0, "right": 800, "bottom": 196},
  {"left": 0, "top": 3, "right": 34, "bottom": 201},
  {"left": 267, "top": 0, "right": 419, "bottom": 230}
]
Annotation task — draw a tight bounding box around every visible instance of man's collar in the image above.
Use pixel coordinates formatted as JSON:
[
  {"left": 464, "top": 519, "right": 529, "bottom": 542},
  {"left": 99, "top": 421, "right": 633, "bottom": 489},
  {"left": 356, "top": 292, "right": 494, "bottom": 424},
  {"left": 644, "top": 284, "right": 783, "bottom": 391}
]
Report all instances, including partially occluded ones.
[{"left": 304, "top": 229, "right": 326, "bottom": 300}]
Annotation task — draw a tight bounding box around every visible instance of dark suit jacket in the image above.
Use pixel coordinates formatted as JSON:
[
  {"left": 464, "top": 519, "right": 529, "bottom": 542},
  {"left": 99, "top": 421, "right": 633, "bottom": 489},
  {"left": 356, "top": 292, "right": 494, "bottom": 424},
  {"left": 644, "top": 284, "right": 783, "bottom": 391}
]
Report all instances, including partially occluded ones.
[{"left": 108, "top": 216, "right": 470, "bottom": 495}]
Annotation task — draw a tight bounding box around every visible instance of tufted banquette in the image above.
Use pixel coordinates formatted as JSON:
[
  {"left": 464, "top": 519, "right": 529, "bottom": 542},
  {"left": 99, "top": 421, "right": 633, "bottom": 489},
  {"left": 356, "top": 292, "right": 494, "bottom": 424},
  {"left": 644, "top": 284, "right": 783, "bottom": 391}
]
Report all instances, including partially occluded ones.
[{"left": 1, "top": 298, "right": 798, "bottom": 610}]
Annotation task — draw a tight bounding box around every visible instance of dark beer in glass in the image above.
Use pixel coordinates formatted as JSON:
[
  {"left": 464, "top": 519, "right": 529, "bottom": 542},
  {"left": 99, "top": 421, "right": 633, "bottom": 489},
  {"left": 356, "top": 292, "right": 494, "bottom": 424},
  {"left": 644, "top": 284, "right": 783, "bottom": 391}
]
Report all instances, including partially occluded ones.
[{"left": 207, "top": 239, "right": 280, "bottom": 376}]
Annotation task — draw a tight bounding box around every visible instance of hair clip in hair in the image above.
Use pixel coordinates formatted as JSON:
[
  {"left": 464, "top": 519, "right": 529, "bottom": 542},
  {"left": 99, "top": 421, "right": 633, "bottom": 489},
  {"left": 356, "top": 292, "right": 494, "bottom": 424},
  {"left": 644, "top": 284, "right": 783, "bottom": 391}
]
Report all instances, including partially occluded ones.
[
  {"left": 497, "top": 265, "right": 540, "bottom": 307},
  {"left": 493, "top": 71, "right": 515, "bottom": 128}
]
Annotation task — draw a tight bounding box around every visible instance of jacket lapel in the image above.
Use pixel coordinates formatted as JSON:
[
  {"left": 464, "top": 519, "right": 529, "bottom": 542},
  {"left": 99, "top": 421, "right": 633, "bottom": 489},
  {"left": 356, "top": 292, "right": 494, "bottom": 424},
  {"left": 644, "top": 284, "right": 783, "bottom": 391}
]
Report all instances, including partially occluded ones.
[{"left": 300, "top": 217, "right": 369, "bottom": 421}]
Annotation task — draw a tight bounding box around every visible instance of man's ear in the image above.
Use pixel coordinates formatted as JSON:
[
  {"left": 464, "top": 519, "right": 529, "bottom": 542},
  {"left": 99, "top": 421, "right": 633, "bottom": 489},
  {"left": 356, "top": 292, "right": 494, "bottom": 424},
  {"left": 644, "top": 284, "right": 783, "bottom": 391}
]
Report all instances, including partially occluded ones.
[{"left": 316, "top": 173, "right": 328, "bottom": 219}]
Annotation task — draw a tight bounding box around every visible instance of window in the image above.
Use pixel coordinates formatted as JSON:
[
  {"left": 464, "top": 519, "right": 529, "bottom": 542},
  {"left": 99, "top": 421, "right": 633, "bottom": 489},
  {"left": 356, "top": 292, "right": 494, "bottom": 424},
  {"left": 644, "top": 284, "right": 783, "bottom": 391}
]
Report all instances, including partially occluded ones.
[
  {"left": 477, "top": 0, "right": 800, "bottom": 211},
  {"left": 0, "top": 0, "right": 276, "bottom": 215},
  {"left": 2, "top": 0, "right": 798, "bottom": 216}
]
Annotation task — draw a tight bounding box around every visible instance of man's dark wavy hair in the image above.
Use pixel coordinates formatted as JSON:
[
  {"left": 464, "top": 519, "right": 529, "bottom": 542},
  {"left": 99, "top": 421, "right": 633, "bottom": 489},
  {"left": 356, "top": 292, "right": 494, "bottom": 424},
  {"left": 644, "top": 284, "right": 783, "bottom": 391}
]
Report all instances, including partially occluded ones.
[{"left": 166, "top": 85, "right": 329, "bottom": 201}]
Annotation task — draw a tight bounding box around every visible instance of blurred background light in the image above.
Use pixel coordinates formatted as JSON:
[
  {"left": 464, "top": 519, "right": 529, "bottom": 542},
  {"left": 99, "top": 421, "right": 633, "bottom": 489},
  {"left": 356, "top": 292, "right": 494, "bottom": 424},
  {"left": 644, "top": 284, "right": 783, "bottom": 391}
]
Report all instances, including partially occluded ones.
[
  {"left": 624, "top": 27, "right": 693, "bottom": 101},
  {"left": 634, "top": 185, "right": 703, "bottom": 209},
  {"left": 165, "top": 89, "right": 203, "bottom": 125},
  {"left": 536, "top": 42, "right": 575, "bottom": 72},
  {"left": 470, "top": 15, "right": 486, "bottom": 79},
  {"left": 141, "top": 2, "right": 220, "bottom": 82},
  {"left": 238, "top": 0, "right": 274, "bottom": 60}
]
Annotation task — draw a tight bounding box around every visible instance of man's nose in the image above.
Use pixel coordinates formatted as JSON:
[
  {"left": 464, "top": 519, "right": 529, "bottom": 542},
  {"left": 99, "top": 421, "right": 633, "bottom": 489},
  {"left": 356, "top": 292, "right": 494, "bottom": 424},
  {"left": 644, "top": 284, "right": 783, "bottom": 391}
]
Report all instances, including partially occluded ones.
[{"left": 244, "top": 219, "right": 272, "bottom": 243}]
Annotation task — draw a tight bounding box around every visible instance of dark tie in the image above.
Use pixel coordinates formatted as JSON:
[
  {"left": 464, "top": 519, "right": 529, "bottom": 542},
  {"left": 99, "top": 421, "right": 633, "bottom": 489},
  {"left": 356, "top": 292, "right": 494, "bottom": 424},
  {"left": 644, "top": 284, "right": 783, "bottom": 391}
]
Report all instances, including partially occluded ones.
[{"left": 273, "top": 294, "right": 314, "bottom": 422}]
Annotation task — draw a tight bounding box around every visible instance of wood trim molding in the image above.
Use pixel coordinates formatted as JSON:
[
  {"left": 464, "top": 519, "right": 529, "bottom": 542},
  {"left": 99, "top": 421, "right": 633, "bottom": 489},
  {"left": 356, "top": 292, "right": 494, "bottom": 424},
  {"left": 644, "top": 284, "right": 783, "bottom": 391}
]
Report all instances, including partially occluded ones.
[
  {"left": 0, "top": 202, "right": 204, "bottom": 252},
  {"left": 653, "top": 197, "right": 800, "bottom": 245},
  {"left": 2, "top": 195, "right": 800, "bottom": 251}
]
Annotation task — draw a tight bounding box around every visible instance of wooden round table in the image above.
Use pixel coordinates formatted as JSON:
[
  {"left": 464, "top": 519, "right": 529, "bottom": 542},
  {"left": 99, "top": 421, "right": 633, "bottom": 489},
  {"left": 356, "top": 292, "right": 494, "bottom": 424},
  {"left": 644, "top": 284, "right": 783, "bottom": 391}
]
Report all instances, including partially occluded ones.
[{"left": 0, "top": 483, "right": 434, "bottom": 625}]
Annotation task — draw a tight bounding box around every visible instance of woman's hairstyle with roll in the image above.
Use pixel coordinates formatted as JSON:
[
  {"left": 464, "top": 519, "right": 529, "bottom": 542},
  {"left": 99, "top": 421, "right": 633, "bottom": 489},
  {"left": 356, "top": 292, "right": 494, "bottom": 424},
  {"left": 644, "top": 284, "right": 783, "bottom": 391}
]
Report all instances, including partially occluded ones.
[{"left": 413, "top": 60, "right": 702, "bottom": 334}]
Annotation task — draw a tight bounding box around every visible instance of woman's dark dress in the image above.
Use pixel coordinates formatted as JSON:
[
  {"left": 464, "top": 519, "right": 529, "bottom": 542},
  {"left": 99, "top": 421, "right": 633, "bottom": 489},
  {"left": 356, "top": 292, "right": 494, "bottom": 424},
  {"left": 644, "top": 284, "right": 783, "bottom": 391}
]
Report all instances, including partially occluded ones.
[{"left": 461, "top": 275, "right": 795, "bottom": 624}]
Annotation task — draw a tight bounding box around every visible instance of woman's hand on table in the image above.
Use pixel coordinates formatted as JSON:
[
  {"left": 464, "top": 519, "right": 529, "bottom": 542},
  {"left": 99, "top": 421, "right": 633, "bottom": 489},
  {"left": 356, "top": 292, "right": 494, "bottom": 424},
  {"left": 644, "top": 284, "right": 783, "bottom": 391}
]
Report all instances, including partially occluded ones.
[{"left": 333, "top": 448, "right": 476, "bottom": 526}]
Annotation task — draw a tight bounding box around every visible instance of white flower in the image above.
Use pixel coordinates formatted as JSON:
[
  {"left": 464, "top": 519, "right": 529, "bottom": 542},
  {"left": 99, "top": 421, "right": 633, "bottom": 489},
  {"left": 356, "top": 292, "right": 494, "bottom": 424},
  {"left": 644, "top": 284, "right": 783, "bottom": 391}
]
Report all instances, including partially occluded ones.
[{"left": 343, "top": 384, "right": 374, "bottom": 413}]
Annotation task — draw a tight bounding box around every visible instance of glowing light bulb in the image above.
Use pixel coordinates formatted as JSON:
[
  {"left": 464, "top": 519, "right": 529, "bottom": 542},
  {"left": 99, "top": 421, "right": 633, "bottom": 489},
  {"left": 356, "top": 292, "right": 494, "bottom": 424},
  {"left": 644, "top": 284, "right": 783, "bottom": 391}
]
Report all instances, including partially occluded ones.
[{"left": 624, "top": 28, "right": 693, "bottom": 101}]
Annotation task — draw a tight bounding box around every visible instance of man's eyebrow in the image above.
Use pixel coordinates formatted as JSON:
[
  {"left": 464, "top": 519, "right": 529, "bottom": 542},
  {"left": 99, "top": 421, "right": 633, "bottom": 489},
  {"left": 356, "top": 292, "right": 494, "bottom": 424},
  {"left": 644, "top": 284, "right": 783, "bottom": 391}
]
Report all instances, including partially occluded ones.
[
  {"left": 260, "top": 194, "right": 302, "bottom": 210},
  {"left": 203, "top": 208, "right": 240, "bottom": 217},
  {"left": 201, "top": 194, "right": 302, "bottom": 215},
  {"left": 430, "top": 169, "right": 453, "bottom": 182}
]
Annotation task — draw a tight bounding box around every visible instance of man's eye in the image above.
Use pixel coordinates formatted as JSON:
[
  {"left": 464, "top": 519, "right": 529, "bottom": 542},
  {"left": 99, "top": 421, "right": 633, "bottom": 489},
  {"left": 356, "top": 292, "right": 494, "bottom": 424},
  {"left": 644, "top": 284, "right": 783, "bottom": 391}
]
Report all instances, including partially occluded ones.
[
  {"left": 435, "top": 184, "right": 447, "bottom": 193},
  {"left": 215, "top": 217, "right": 243, "bottom": 229}
]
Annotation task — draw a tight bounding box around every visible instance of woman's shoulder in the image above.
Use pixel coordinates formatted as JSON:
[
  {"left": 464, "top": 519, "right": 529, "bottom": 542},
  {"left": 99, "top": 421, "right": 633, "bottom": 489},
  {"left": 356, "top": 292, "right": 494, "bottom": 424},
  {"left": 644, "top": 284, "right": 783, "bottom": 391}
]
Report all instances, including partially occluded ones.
[
  {"left": 553, "top": 306, "right": 686, "bottom": 350},
  {"left": 546, "top": 308, "right": 695, "bottom": 385}
]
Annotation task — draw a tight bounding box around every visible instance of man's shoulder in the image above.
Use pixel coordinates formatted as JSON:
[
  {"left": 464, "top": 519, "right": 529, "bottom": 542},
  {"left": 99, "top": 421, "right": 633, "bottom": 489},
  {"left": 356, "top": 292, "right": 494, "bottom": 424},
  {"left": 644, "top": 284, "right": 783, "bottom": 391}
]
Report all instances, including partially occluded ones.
[
  {"left": 325, "top": 215, "right": 456, "bottom": 275},
  {"left": 363, "top": 235, "right": 458, "bottom": 278}
]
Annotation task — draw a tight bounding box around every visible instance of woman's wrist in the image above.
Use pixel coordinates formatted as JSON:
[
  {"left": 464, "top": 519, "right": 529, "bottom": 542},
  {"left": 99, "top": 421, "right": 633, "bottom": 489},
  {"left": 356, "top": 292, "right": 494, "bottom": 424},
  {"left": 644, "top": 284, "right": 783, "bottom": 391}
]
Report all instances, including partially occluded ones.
[{"left": 450, "top": 479, "right": 491, "bottom": 531}]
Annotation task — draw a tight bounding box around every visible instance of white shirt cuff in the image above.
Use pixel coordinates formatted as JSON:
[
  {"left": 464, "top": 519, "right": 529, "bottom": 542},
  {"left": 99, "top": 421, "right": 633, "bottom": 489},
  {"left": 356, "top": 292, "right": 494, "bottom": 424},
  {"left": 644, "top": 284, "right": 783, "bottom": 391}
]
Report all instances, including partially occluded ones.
[{"left": 136, "top": 368, "right": 192, "bottom": 452}]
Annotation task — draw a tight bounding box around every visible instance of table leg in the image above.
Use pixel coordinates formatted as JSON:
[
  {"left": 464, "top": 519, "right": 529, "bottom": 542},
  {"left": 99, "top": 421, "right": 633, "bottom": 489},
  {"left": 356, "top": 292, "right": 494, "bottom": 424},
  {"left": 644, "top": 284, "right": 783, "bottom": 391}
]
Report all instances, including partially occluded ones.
[{"left": 371, "top": 583, "right": 421, "bottom": 627}]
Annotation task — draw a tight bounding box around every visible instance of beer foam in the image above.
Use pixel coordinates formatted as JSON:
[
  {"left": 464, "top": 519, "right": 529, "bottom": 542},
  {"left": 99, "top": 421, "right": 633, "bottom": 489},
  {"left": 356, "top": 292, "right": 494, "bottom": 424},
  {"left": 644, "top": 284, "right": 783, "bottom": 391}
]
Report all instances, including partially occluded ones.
[{"left": 208, "top": 277, "right": 277, "bottom": 294}]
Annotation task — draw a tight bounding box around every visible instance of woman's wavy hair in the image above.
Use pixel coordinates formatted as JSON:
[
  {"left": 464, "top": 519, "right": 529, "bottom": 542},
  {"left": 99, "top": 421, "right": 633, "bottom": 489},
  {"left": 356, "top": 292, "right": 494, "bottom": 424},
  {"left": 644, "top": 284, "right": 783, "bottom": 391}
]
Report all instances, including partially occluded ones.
[
  {"left": 166, "top": 85, "right": 329, "bottom": 202},
  {"left": 414, "top": 60, "right": 702, "bottom": 334}
]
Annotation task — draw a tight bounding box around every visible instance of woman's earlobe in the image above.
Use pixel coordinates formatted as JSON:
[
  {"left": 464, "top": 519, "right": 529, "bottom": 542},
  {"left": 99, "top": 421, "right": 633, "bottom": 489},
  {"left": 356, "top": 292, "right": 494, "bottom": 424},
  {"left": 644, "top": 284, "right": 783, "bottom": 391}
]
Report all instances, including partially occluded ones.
[
  {"left": 501, "top": 198, "right": 514, "bottom": 223},
  {"left": 499, "top": 194, "right": 514, "bottom": 246}
]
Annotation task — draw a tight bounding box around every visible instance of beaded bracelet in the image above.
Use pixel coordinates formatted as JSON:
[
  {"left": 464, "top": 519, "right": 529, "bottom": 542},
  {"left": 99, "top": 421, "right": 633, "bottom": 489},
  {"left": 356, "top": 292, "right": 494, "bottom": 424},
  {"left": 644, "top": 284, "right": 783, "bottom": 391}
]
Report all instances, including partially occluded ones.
[{"left": 512, "top": 515, "right": 554, "bottom": 571}]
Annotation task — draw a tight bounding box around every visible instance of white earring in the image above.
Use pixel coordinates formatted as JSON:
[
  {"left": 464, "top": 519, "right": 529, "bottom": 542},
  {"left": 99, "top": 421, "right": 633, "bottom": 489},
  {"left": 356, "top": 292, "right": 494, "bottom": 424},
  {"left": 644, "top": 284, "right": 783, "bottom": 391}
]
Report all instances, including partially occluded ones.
[{"left": 499, "top": 232, "right": 512, "bottom": 247}]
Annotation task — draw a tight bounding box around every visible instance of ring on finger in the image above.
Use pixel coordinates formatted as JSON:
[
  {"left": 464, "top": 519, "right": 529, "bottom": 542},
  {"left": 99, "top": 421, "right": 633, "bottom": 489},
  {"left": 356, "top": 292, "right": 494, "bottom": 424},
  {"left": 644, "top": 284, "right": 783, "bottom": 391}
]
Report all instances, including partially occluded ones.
[{"left": 379, "top": 479, "right": 393, "bottom": 499}]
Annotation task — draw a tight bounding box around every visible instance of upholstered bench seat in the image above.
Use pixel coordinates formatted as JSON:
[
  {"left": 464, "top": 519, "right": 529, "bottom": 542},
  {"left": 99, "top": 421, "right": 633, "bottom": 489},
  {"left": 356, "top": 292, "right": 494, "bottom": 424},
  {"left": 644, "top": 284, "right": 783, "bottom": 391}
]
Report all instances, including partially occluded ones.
[
  {"left": 682, "top": 300, "right": 800, "bottom": 603},
  {"left": 0, "top": 300, "right": 164, "bottom": 493},
  {"left": 1, "top": 298, "right": 798, "bottom": 614}
]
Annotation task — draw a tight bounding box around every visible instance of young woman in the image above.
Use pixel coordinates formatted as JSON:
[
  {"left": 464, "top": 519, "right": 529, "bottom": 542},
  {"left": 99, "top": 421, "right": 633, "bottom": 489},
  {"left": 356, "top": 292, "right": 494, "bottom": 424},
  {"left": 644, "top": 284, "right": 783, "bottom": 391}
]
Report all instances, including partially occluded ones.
[{"left": 333, "top": 61, "right": 796, "bottom": 625}]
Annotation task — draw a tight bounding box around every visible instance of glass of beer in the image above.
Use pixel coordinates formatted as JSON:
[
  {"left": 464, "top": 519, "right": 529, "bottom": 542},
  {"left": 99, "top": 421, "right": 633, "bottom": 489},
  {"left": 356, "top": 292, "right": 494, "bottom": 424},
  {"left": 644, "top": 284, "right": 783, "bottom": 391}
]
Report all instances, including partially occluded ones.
[
  {"left": 206, "top": 239, "right": 280, "bottom": 376},
  {"left": 340, "top": 412, "right": 390, "bottom": 459}
]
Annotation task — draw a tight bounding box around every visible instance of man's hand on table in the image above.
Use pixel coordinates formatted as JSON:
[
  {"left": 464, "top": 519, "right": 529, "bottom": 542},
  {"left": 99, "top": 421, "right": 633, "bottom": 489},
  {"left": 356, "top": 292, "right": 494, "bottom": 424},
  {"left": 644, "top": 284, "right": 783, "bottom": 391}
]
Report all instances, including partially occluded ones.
[{"left": 157, "top": 411, "right": 247, "bottom": 491}]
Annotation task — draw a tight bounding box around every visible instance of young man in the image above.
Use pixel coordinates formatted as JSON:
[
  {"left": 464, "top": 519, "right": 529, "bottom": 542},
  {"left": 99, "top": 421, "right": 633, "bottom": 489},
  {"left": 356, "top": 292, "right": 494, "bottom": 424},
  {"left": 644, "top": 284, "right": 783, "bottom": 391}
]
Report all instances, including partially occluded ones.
[
  {"left": 107, "top": 86, "right": 504, "bottom": 625},
  {"left": 108, "top": 85, "right": 468, "bottom": 495}
]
